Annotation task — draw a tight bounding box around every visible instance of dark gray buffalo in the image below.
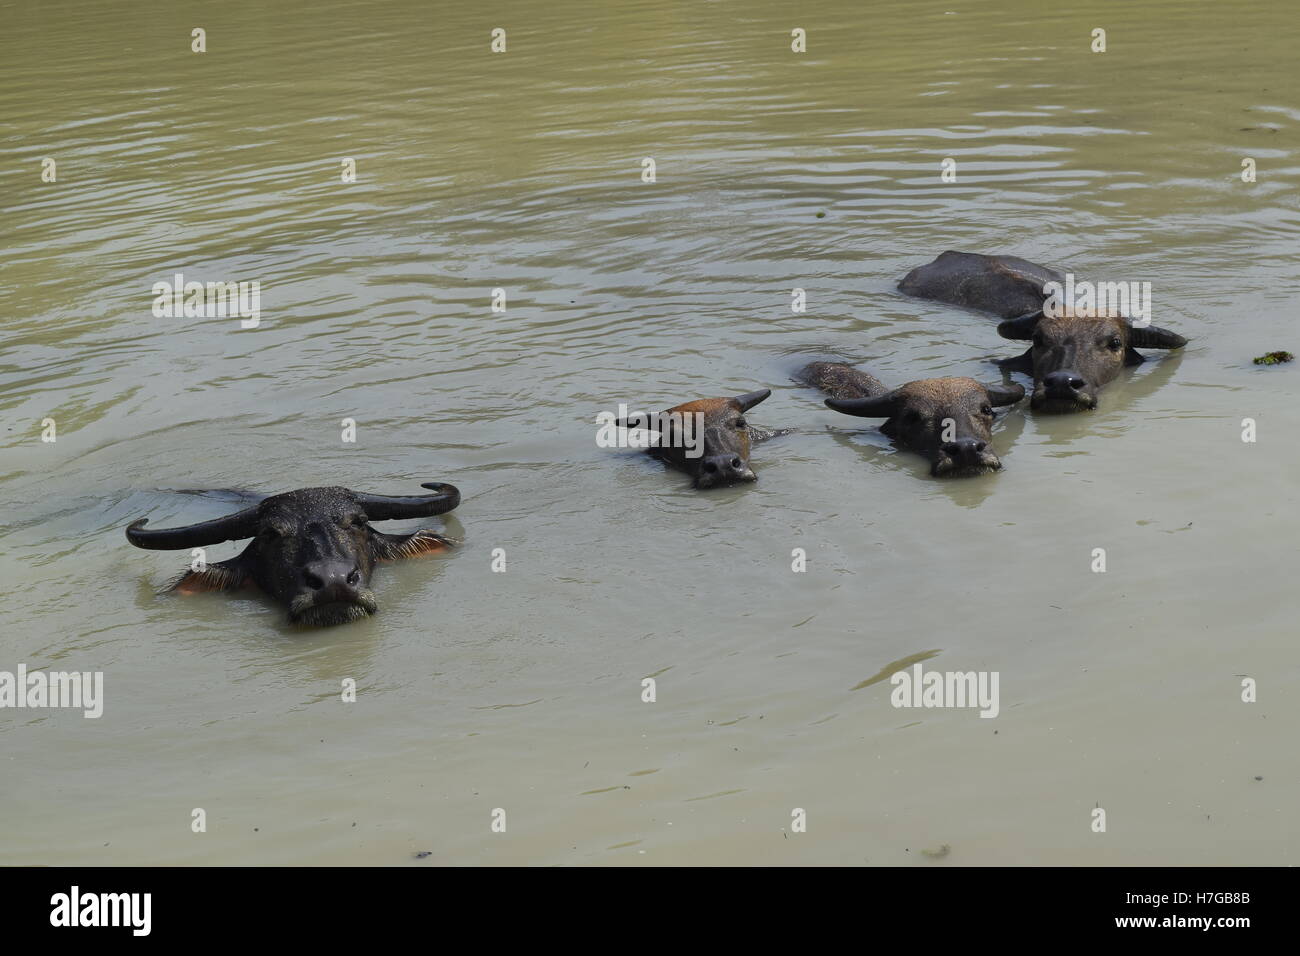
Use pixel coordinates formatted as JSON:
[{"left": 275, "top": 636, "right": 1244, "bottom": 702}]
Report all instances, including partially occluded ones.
[
  {"left": 799, "top": 362, "right": 1023, "bottom": 476},
  {"left": 900, "top": 251, "right": 1189, "bottom": 411},
  {"left": 899, "top": 251, "right": 1063, "bottom": 318},
  {"left": 996, "top": 307, "right": 1187, "bottom": 411},
  {"left": 126, "top": 483, "right": 460, "bottom": 626}
]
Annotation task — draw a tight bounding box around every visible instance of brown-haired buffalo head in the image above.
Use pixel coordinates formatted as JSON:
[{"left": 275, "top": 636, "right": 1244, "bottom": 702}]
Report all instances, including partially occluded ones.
[
  {"left": 617, "top": 389, "right": 771, "bottom": 488},
  {"left": 126, "top": 483, "right": 460, "bottom": 626},
  {"left": 997, "top": 308, "right": 1187, "bottom": 412},
  {"left": 825, "top": 377, "right": 1023, "bottom": 476}
]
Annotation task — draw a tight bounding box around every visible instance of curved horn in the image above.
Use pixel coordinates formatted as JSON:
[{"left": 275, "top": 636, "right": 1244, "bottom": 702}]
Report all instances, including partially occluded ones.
[
  {"left": 983, "top": 382, "right": 1026, "bottom": 407},
  {"left": 733, "top": 388, "right": 772, "bottom": 412},
  {"left": 1127, "top": 325, "right": 1187, "bottom": 350},
  {"left": 997, "top": 311, "right": 1043, "bottom": 341},
  {"left": 825, "top": 391, "right": 899, "bottom": 418},
  {"left": 356, "top": 482, "right": 460, "bottom": 521},
  {"left": 125, "top": 506, "right": 260, "bottom": 550}
]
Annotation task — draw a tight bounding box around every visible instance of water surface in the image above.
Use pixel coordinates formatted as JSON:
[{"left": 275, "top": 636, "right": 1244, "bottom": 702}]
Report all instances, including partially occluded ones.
[{"left": 1, "top": 0, "right": 1297, "bottom": 865}]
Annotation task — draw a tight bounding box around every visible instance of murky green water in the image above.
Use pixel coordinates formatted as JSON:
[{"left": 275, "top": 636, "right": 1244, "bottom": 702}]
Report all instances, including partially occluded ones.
[{"left": 2, "top": 0, "right": 1297, "bottom": 865}]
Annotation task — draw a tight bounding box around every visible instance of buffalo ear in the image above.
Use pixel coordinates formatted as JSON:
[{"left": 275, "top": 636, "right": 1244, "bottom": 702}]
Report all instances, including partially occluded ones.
[
  {"left": 983, "top": 382, "right": 1025, "bottom": 407},
  {"left": 996, "top": 310, "right": 1042, "bottom": 341},
  {"left": 371, "top": 529, "right": 454, "bottom": 561},
  {"left": 733, "top": 388, "right": 772, "bottom": 412},
  {"left": 824, "top": 390, "right": 899, "bottom": 418},
  {"left": 166, "top": 554, "right": 251, "bottom": 594},
  {"left": 1127, "top": 324, "right": 1187, "bottom": 350}
]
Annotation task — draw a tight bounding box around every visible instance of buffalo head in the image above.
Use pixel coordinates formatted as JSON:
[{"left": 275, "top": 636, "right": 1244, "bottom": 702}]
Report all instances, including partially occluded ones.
[
  {"left": 126, "top": 483, "right": 460, "bottom": 626},
  {"left": 997, "top": 308, "right": 1187, "bottom": 411},
  {"left": 824, "top": 376, "right": 1024, "bottom": 476},
  {"left": 617, "top": 389, "right": 772, "bottom": 488}
]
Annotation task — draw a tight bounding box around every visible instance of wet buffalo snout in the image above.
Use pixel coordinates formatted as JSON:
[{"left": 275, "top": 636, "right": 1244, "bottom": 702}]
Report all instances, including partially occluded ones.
[
  {"left": 700, "top": 453, "right": 747, "bottom": 481},
  {"left": 1042, "top": 370, "right": 1087, "bottom": 399},
  {"left": 941, "top": 438, "right": 987, "bottom": 464},
  {"left": 303, "top": 560, "right": 363, "bottom": 602}
]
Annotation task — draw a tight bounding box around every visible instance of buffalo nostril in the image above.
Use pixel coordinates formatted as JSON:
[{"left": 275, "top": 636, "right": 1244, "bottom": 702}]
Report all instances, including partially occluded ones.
[
  {"left": 942, "top": 440, "right": 982, "bottom": 460},
  {"left": 346, "top": 569, "right": 361, "bottom": 586},
  {"left": 703, "top": 462, "right": 718, "bottom": 473},
  {"left": 730, "top": 457, "right": 742, "bottom": 470},
  {"left": 304, "top": 572, "right": 325, "bottom": 590},
  {"left": 1045, "top": 371, "right": 1085, "bottom": 393}
]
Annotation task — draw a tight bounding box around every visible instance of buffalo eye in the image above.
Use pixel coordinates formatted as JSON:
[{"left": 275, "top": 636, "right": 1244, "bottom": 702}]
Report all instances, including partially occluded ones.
[
  {"left": 734, "top": 418, "right": 747, "bottom": 429},
  {"left": 1107, "top": 336, "right": 1123, "bottom": 351},
  {"left": 980, "top": 404, "right": 993, "bottom": 416}
]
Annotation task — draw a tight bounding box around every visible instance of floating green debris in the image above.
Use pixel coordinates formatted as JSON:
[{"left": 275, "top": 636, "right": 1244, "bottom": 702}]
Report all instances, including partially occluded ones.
[
  {"left": 921, "top": 843, "right": 951, "bottom": 859},
  {"left": 815, "top": 211, "right": 826, "bottom": 218},
  {"left": 1252, "top": 351, "right": 1293, "bottom": 365}
]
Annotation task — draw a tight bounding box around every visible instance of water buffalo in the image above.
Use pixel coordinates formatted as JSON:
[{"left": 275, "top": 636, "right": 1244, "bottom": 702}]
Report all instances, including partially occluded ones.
[
  {"left": 996, "top": 308, "right": 1187, "bottom": 411},
  {"left": 613, "top": 389, "right": 774, "bottom": 488},
  {"left": 899, "top": 251, "right": 1064, "bottom": 318},
  {"left": 126, "top": 483, "right": 460, "bottom": 626},
  {"left": 799, "top": 362, "right": 1023, "bottom": 476},
  {"left": 899, "top": 251, "right": 1189, "bottom": 411}
]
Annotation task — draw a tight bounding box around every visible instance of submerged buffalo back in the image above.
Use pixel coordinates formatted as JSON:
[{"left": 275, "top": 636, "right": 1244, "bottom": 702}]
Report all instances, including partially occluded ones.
[
  {"left": 797, "top": 362, "right": 889, "bottom": 400},
  {"left": 899, "top": 251, "right": 1064, "bottom": 319}
]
